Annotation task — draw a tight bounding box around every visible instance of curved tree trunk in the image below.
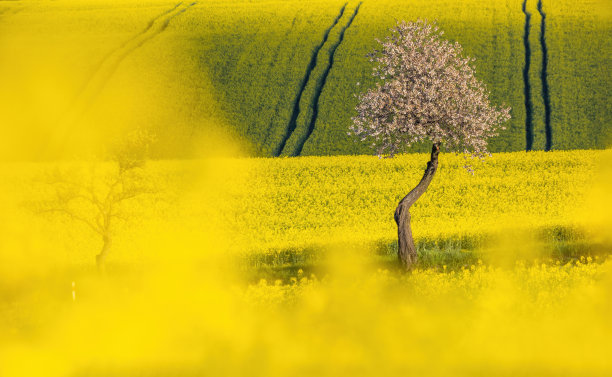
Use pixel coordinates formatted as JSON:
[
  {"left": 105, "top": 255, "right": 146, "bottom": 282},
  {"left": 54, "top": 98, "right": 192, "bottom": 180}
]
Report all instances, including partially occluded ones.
[
  {"left": 394, "top": 143, "right": 440, "bottom": 270},
  {"left": 96, "top": 235, "right": 111, "bottom": 273}
]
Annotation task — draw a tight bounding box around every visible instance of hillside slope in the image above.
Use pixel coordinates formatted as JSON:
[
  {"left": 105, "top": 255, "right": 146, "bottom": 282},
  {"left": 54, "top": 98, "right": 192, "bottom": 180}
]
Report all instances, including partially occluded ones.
[{"left": 0, "top": 0, "right": 609, "bottom": 160}]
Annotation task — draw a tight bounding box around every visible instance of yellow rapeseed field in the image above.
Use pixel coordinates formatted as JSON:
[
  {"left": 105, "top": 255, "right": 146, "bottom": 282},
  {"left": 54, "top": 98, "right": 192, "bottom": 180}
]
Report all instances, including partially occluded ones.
[{"left": 0, "top": 150, "right": 611, "bottom": 376}]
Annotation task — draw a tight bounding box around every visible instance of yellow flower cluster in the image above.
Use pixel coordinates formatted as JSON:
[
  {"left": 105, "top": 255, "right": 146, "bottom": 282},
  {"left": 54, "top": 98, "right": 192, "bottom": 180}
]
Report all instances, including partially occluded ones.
[{"left": 219, "top": 150, "right": 600, "bottom": 259}]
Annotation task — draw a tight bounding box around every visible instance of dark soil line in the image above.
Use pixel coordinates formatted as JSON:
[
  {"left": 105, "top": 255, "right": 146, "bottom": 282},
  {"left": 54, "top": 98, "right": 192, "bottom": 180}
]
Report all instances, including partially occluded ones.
[
  {"left": 116, "top": 2, "right": 195, "bottom": 59},
  {"left": 67, "top": 2, "right": 195, "bottom": 122},
  {"left": 273, "top": 3, "right": 347, "bottom": 157},
  {"left": 72, "top": 2, "right": 184, "bottom": 101},
  {"left": 47, "top": 2, "right": 196, "bottom": 160},
  {"left": 292, "top": 2, "right": 361, "bottom": 157},
  {"left": 537, "top": 0, "right": 553, "bottom": 151},
  {"left": 262, "top": 17, "right": 307, "bottom": 151},
  {"left": 522, "top": 0, "right": 534, "bottom": 151},
  {"left": 255, "top": 16, "right": 297, "bottom": 145},
  {"left": 87, "top": 2, "right": 195, "bottom": 97}
]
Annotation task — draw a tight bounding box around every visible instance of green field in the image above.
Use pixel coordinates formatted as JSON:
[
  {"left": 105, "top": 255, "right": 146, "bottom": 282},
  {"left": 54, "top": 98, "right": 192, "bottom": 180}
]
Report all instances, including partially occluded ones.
[{"left": 0, "top": 0, "right": 609, "bottom": 160}]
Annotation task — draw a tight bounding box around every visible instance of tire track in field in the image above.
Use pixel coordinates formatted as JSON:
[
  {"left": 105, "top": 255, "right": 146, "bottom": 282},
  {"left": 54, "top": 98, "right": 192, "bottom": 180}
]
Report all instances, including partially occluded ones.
[
  {"left": 263, "top": 17, "right": 313, "bottom": 151},
  {"left": 522, "top": 0, "right": 534, "bottom": 151},
  {"left": 255, "top": 16, "right": 297, "bottom": 147},
  {"left": 260, "top": 16, "right": 297, "bottom": 146},
  {"left": 54, "top": 2, "right": 195, "bottom": 148},
  {"left": 273, "top": 3, "right": 347, "bottom": 157},
  {"left": 522, "top": 0, "right": 533, "bottom": 151},
  {"left": 537, "top": 0, "right": 552, "bottom": 151},
  {"left": 292, "top": 2, "right": 361, "bottom": 156},
  {"left": 71, "top": 2, "right": 183, "bottom": 101}
]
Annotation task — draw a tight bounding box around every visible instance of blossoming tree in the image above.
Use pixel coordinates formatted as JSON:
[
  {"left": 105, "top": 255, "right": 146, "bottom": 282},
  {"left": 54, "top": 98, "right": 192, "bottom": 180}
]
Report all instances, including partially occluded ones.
[{"left": 350, "top": 20, "right": 511, "bottom": 270}]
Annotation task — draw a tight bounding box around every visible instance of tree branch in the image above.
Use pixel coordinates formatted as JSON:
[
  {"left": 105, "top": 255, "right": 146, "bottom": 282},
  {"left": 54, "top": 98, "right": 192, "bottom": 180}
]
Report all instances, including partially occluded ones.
[{"left": 39, "top": 208, "right": 103, "bottom": 235}]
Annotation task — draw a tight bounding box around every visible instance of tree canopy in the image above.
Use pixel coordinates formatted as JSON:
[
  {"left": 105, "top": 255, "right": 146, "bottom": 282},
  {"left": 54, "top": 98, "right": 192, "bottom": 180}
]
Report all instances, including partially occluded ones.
[{"left": 351, "top": 19, "right": 511, "bottom": 158}]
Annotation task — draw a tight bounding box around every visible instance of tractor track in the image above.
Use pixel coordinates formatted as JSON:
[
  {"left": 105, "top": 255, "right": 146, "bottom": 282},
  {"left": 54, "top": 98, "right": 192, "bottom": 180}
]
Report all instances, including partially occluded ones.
[
  {"left": 252, "top": 16, "right": 297, "bottom": 148},
  {"left": 263, "top": 18, "right": 310, "bottom": 150},
  {"left": 292, "top": 2, "right": 361, "bottom": 156},
  {"left": 522, "top": 0, "right": 534, "bottom": 151},
  {"left": 273, "top": 2, "right": 347, "bottom": 157},
  {"left": 55, "top": 2, "right": 196, "bottom": 144},
  {"left": 537, "top": 0, "right": 552, "bottom": 151},
  {"left": 72, "top": 2, "right": 184, "bottom": 101}
]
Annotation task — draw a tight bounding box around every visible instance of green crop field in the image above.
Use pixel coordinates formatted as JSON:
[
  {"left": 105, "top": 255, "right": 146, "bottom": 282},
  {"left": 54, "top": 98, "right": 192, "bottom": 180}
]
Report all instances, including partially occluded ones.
[
  {"left": 544, "top": 0, "right": 612, "bottom": 150},
  {"left": 0, "top": 0, "right": 609, "bottom": 160}
]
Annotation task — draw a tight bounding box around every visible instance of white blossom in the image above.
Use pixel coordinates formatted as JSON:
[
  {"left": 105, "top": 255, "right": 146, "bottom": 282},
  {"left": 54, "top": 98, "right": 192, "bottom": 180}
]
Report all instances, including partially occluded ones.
[{"left": 350, "top": 20, "right": 511, "bottom": 160}]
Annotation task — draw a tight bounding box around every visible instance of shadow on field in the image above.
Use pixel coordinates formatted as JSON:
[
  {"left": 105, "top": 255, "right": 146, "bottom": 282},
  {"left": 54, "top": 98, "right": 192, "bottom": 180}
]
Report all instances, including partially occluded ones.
[{"left": 239, "top": 225, "right": 612, "bottom": 283}]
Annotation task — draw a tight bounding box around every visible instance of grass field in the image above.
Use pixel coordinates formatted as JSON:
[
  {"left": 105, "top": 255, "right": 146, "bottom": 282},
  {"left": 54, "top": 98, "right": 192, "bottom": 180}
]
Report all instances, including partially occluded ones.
[{"left": 0, "top": 0, "right": 609, "bottom": 160}]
